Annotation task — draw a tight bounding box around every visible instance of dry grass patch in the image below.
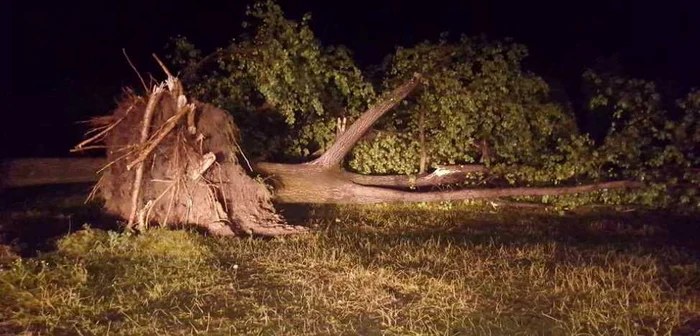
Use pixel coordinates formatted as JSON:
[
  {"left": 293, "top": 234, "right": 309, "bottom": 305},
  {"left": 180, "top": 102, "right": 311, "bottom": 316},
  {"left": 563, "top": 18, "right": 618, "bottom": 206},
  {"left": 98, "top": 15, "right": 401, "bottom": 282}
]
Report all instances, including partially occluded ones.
[{"left": 1, "top": 202, "right": 699, "bottom": 335}]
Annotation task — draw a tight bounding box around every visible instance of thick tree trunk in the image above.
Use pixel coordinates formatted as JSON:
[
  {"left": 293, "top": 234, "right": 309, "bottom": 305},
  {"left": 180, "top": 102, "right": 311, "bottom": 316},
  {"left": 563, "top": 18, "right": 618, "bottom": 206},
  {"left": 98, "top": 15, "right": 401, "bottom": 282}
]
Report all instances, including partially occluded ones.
[
  {"left": 255, "top": 162, "right": 643, "bottom": 204},
  {"left": 4, "top": 158, "right": 641, "bottom": 206},
  {"left": 0, "top": 158, "right": 106, "bottom": 188}
]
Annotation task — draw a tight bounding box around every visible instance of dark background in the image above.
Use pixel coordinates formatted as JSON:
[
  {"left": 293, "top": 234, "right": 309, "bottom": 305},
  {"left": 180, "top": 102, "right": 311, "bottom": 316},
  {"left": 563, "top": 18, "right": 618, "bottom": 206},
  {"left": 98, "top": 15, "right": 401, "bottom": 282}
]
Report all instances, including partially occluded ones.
[{"left": 6, "top": 0, "right": 700, "bottom": 158}]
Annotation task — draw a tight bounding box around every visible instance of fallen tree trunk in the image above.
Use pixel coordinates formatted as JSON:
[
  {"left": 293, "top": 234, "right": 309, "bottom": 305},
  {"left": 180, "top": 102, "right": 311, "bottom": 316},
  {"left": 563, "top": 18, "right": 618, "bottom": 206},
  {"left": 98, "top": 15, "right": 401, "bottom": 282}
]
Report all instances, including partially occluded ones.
[
  {"left": 2, "top": 157, "right": 642, "bottom": 205},
  {"left": 255, "top": 162, "right": 643, "bottom": 204},
  {"left": 0, "top": 158, "right": 106, "bottom": 188}
]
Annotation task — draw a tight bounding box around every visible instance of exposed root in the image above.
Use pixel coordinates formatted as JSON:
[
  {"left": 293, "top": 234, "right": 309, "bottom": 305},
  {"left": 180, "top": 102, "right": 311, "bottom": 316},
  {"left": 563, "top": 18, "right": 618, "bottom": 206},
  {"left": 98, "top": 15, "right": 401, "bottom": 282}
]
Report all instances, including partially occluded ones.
[{"left": 74, "top": 76, "right": 307, "bottom": 237}]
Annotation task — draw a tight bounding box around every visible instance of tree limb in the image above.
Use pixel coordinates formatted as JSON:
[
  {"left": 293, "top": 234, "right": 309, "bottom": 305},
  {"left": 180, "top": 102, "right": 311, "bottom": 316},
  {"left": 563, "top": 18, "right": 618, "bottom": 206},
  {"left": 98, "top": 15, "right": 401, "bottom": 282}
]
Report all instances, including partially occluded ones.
[
  {"left": 309, "top": 73, "right": 423, "bottom": 168},
  {"left": 344, "top": 164, "right": 487, "bottom": 188},
  {"left": 340, "top": 180, "right": 644, "bottom": 204},
  {"left": 255, "top": 162, "right": 644, "bottom": 204}
]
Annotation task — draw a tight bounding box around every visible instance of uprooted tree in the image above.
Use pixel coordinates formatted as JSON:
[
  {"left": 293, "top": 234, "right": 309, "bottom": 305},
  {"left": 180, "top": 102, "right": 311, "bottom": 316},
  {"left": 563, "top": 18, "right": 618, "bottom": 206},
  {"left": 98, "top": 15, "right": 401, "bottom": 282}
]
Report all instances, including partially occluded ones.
[
  {"left": 73, "top": 0, "right": 698, "bottom": 236},
  {"left": 74, "top": 74, "right": 308, "bottom": 236}
]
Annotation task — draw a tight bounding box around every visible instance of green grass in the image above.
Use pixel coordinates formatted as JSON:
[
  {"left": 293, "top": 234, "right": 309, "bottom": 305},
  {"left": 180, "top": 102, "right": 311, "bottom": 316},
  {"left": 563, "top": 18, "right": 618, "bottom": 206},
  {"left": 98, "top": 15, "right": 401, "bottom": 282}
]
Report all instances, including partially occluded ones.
[{"left": 1, "top": 195, "right": 699, "bottom": 335}]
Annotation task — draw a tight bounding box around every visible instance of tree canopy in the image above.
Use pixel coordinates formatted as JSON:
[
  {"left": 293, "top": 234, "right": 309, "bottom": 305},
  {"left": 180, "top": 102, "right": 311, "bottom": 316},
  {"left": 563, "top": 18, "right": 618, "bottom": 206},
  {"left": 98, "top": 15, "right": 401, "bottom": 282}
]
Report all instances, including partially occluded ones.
[{"left": 165, "top": 0, "right": 699, "bottom": 212}]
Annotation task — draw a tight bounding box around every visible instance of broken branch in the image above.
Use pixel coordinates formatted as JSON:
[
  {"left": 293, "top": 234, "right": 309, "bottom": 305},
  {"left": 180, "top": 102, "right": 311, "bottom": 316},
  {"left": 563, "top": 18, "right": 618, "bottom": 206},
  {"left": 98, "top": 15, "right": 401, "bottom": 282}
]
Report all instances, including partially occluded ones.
[
  {"left": 310, "top": 73, "right": 422, "bottom": 168},
  {"left": 345, "top": 164, "right": 487, "bottom": 188},
  {"left": 127, "top": 102, "right": 195, "bottom": 171}
]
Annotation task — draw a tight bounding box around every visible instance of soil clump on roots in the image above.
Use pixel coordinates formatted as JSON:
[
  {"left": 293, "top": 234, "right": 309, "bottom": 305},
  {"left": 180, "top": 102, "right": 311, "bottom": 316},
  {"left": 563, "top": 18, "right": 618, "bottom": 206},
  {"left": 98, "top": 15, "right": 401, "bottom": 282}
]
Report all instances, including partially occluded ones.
[{"left": 77, "top": 78, "right": 306, "bottom": 237}]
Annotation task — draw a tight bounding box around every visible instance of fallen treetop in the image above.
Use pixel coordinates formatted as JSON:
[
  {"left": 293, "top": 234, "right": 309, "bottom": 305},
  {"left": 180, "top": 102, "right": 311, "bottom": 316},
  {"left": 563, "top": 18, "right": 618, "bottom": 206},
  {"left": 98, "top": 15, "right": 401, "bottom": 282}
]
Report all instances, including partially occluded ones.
[{"left": 251, "top": 74, "right": 645, "bottom": 205}]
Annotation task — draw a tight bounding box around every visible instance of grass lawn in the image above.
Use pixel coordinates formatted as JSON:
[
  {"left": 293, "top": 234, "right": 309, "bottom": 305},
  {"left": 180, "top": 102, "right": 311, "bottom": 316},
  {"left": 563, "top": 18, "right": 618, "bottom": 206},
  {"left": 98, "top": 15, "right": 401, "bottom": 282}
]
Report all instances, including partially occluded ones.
[{"left": 1, "top": 186, "right": 699, "bottom": 335}]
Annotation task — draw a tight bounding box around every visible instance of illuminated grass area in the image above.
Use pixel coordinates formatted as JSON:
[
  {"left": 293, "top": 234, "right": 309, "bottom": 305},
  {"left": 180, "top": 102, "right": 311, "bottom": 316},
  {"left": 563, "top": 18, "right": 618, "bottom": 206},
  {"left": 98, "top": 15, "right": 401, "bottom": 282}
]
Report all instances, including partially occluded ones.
[{"left": 1, "top": 197, "right": 699, "bottom": 335}]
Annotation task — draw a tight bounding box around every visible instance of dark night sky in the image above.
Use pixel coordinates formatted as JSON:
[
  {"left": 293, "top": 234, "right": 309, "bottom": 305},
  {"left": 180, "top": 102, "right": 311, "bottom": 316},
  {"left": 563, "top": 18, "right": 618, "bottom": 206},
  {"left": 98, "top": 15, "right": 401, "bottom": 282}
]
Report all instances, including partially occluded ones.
[{"left": 6, "top": 0, "right": 700, "bottom": 158}]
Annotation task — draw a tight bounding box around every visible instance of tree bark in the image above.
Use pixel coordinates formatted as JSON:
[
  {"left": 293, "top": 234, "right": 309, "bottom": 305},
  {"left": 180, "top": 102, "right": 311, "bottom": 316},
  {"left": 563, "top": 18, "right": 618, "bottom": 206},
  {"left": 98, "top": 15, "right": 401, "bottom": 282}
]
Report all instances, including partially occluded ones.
[
  {"left": 345, "top": 164, "right": 486, "bottom": 188},
  {"left": 310, "top": 73, "right": 422, "bottom": 168},
  {"left": 255, "top": 162, "right": 643, "bottom": 204}
]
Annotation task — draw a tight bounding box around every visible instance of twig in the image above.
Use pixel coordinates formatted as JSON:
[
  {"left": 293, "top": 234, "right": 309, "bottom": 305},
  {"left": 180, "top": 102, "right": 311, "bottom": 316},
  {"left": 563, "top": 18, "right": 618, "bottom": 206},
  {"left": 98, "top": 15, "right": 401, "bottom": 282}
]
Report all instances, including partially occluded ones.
[
  {"left": 163, "top": 146, "right": 183, "bottom": 227},
  {"left": 148, "top": 74, "right": 159, "bottom": 87},
  {"left": 70, "top": 145, "right": 109, "bottom": 152},
  {"left": 152, "top": 53, "right": 173, "bottom": 78},
  {"left": 76, "top": 115, "right": 116, "bottom": 126},
  {"left": 72, "top": 106, "right": 134, "bottom": 152},
  {"left": 162, "top": 178, "right": 178, "bottom": 228},
  {"left": 235, "top": 141, "right": 254, "bottom": 172},
  {"left": 122, "top": 48, "right": 149, "bottom": 93},
  {"left": 84, "top": 125, "right": 110, "bottom": 137},
  {"left": 143, "top": 179, "right": 178, "bottom": 230},
  {"left": 97, "top": 148, "right": 137, "bottom": 174},
  {"left": 137, "top": 200, "right": 154, "bottom": 232},
  {"left": 86, "top": 174, "right": 106, "bottom": 203}
]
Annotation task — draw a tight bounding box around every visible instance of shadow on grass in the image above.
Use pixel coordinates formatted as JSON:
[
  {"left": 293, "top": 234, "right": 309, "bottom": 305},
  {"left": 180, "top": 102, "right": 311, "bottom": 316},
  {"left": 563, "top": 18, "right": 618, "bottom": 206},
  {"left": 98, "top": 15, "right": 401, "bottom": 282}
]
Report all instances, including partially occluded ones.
[
  {"left": 338, "top": 206, "right": 700, "bottom": 252},
  {"left": 2, "top": 185, "right": 698, "bottom": 260},
  {"left": 0, "top": 184, "right": 121, "bottom": 256},
  {"left": 293, "top": 206, "right": 699, "bottom": 288}
]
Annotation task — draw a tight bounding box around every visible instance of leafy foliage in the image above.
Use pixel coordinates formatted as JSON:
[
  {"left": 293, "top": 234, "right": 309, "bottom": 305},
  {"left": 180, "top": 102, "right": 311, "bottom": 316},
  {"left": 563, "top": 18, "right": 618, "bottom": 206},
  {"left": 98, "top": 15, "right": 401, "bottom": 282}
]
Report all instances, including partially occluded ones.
[
  {"left": 350, "top": 36, "right": 583, "bottom": 178},
  {"left": 165, "top": 0, "right": 698, "bottom": 211},
  {"left": 350, "top": 131, "right": 422, "bottom": 174},
  {"left": 578, "top": 71, "right": 699, "bottom": 209},
  {"left": 167, "top": 0, "right": 374, "bottom": 160}
]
